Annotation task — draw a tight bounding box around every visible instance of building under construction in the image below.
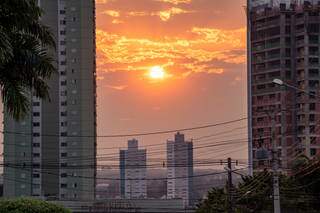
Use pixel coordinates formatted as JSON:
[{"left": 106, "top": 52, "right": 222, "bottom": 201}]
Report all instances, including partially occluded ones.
[{"left": 248, "top": 0, "right": 320, "bottom": 172}]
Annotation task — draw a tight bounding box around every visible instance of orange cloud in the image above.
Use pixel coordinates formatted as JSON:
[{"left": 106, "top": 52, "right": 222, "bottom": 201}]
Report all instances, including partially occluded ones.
[
  {"left": 96, "top": 0, "right": 113, "bottom": 4},
  {"left": 96, "top": 26, "right": 246, "bottom": 77},
  {"left": 111, "top": 19, "right": 124, "bottom": 24},
  {"left": 191, "top": 27, "right": 246, "bottom": 48},
  {"left": 157, "top": 7, "right": 191, "bottom": 21},
  {"left": 156, "top": 0, "right": 192, "bottom": 4},
  {"left": 125, "top": 7, "right": 193, "bottom": 21},
  {"left": 105, "top": 84, "right": 128, "bottom": 90},
  {"left": 128, "top": 11, "right": 149, "bottom": 17},
  {"left": 102, "top": 10, "right": 120, "bottom": 17}
]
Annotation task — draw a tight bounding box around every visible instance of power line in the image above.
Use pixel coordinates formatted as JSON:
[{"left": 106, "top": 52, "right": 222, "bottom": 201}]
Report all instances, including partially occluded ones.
[
  {"left": 1, "top": 117, "right": 247, "bottom": 138},
  {"left": 3, "top": 163, "right": 248, "bottom": 181},
  {"left": 2, "top": 137, "right": 248, "bottom": 163}
]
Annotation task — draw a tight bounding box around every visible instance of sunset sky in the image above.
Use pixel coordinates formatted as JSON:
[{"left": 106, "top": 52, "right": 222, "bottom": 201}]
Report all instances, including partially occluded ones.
[
  {"left": 95, "top": 0, "right": 248, "bottom": 163},
  {"left": 0, "top": 0, "right": 249, "bottom": 166}
]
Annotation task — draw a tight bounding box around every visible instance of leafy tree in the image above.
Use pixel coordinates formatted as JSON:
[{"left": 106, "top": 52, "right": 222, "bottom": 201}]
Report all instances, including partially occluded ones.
[
  {"left": 0, "top": 0, "right": 56, "bottom": 120},
  {"left": 196, "top": 188, "right": 227, "bottom": 213},
  {"left": 196, "top": 164, "right": 320, "bottom": 213},
  {"left": 236, "top": 171, "right": 273, "bottom": 212},
  {"left": 0, "top": 198, "right": 70, "bottom": 213}
]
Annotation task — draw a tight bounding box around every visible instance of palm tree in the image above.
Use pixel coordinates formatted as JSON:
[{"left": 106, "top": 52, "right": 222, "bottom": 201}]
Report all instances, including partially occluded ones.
[{"left": 0, "top": 0, "right": 56, "bottom": 120}]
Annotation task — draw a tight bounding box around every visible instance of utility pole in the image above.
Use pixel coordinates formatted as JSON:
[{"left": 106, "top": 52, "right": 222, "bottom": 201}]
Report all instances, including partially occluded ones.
[
  {"left": 271, "top": 111, "right": 281, "bottom": 213},
  {"left": 227, "top": 157, "right": 234, "bottom": 213}
]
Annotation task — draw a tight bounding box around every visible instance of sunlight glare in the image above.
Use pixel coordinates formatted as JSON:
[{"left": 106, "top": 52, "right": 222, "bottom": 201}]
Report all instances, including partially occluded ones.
[{"left": 149, "top": 66, "right": 165, "bottom": 79}]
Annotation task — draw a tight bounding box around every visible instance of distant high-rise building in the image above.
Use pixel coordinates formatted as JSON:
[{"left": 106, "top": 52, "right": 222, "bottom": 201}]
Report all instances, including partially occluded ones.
[
  {"left": 248, "top": 1, "right": 320, "bottom": 173},
  {"left": 167, "top": 132, "right": 193, "bottom": 207},
  {"left": 3, "top": 0, "right": 96, "bottom": 200},
  {"left": 120, "top": 139, "right": 147, "bottom": 199}
]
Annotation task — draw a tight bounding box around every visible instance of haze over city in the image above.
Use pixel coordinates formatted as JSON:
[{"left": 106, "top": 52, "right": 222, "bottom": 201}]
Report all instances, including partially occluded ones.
[
  {"left": 95, "top": 0, "right": 248, "bottom": 161},
  {"left": 3, "top": 0, "right": 320, "bottom": 212}
]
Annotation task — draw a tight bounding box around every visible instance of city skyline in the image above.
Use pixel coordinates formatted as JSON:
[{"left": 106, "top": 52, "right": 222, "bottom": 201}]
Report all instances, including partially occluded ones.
[
  {"left": 0, "top": 0, "right": 249, "bottom": 169},
  {"left": 94, "top": 0, "right": 248, "bottom": 162},
  {"left": 2, "top": 0, "right": 320, "bottom": 212}
]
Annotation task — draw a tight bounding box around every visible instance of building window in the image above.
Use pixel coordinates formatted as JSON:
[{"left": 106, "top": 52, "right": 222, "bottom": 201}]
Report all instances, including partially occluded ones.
[
  {"left": 33, "top": 112, "right": 40, "bottom": 116},
  {"left": 33, "top": 143, "right": 40, "bottom": 147},
  {"left": 61, "top": 153, "right": 67, "bottom": 157},
  {"left": 60, "top": 184, "right": 67, "bottom": 188},
  {"left": 33, "top": 102, "right": 40, "bottom": 106},
  {"left": 60, "top": 60, "right": 66, "bottom": 65},
  {"left": 60, "top": 71, "right": 66, "bottom": 76},
  {"left": 61, "top": 142, "right": 67, "bottom": 147},
  {"left": 60, "top": 40, "right": 66, "bottom": 45},
  {"left": 60, "top": 10, "right": 66, "bottom": 14},
  {"left": 60, "top": 51, "right": 66, "bottom": 56},
  {"left": 310, "top": 103, "right": 316, "bottom": 111},
  {"left": 61, "top": 163, "right": 67, "bottom": 168},
  {"left": 61, "top": 173, "right": 67, "bottom": 178},
  {"left": 310, "top": 114, "right": 315, "bottom": 122},
  {"left": 33, "top": 153, "right": 40, "bottom": 157},
  {"left": 311, "top": 148, "right": 317, "bottom": 156},
  {"left": 33, "top": 163, "right": 40, "bottom": 169},
  {"left": 61, "top": 80, "right": 67, "bottom": 86},
  {"left": 60, "top": 31, "right": 66, "bottom": 35},
  {"left": 33, "top": 133, "right": 40, "bottom": 137},
  {"left": 61, "top": 121, "right": 68, "bottom": 127},
  {"left": 61, "top": 112, "right": 67, "bottom": 116},
  {"left": 60, "top": 20, "right": 66, "bottom": 25},
  {"left": 33, "top": 122, "right": 40, "bottom": 127},
  {"left": 61, "top": 132, "right": 67, "bottom": 137},
  {"left": 61, "top": 101, "right": 67, "bottom": 106},
  {"left": 33, "top": 173, "right": 40, "bottom": 178}
]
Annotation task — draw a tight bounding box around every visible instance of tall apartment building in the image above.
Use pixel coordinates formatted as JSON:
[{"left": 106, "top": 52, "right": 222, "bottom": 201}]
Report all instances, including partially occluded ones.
[
  {"left": 119, "top": 139, "right": 147, "bottom": 199},
  {"left": 167, "top": 132, "right": 193, "bottom": 207},
  {"left": 248, "top": 0, "right": 320, "bottom": 172},
  {"left": 3, "top": 0, "right": 96, "bottom": 200}
]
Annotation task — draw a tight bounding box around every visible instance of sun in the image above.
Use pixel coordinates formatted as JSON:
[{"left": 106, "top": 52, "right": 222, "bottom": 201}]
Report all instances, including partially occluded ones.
[{"left": 149, "top": 66, "right": 165, "bottom": 79}]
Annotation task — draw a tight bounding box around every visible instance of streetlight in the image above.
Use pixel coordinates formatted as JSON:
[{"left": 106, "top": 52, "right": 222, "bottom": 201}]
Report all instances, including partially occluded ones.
[
  {"left": 273, "top": 78, "right": 310, "bottom": 94},
  {"left": 272, "top": 79, "right": 284, "bottom": 86}
]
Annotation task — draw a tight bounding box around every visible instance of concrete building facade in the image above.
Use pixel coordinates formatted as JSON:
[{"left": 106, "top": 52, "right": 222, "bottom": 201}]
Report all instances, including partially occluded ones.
[
  {"left": 119, "top": 139, "right": 147, "bottom": 199},
  {"left": 248, "top": 0, "right": 320, "bottom": 172},
  {"left": 3, "top": 0, "right": 96, "bottom": 200},
  {"left": 167, "top": 132, "right": 193, "bottom": 207}
]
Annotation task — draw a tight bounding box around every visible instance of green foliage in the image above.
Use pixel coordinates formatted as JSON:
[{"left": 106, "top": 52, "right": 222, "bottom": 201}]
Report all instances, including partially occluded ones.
[
  {"left": 236, "top": 171, "right": 273, "bottom": 212},
  {"left": 0, "top": 198, "right": 70, "bottom": 213},
  {"left": 196, "top": 188, "right": 227, "bottom": 213},
  {"left": 197, "top": 160, "right": 320, "bottom": 213},
  {"left": 0, "top": 0, "right": 56, "bottom": 120}
]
